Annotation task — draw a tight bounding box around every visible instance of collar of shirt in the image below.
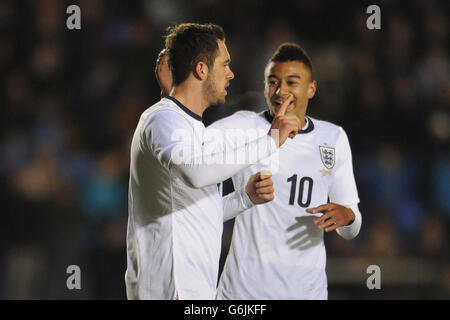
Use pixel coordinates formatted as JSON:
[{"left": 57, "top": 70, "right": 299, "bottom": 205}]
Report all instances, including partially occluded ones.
[
  {"left": 263, "top": 110, "right": 315, "bottom": 134},
  {"left": 165, "top": 96, "right": 203, "bottom": 122}
]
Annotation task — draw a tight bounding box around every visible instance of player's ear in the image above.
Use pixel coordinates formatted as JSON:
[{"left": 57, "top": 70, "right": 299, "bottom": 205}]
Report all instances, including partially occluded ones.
[
  {"left": 193, "top": 61, "right": 208, "bottom": 81},
  {"left": 308, "top": 80, "right": 317, "bottom": 99}
]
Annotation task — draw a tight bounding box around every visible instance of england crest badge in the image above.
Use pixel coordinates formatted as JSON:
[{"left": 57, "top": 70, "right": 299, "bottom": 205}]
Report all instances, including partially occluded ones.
[{"left": 319, "top": 145, "right": 335, "bottom": 169}]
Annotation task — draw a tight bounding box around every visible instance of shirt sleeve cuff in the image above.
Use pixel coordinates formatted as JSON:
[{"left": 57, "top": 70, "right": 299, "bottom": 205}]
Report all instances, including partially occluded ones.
[
  {"left": 336, "top": 203, "right": 362, "bottom": 240},
  {"left": 238, "top": 186, "right": 254, "bottom": 210}
]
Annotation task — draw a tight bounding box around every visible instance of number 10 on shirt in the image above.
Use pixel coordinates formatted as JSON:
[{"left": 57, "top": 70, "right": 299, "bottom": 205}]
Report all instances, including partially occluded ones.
[{"left": 287, "top": 174, "right": 313, "bottom": 208}]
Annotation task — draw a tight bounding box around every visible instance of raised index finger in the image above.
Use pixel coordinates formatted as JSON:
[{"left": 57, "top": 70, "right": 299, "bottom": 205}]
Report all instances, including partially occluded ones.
[{"left": 276, "top": 94, "right": 293, "bottom": 117}]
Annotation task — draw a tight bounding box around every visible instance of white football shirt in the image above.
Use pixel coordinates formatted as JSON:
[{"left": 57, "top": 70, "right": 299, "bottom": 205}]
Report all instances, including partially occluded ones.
[
  {"left": 125, "top": 98, "right": 278, "bottom": 300},
  {"left": 212, "top": 110, "right": 361, "bottom": 300}
]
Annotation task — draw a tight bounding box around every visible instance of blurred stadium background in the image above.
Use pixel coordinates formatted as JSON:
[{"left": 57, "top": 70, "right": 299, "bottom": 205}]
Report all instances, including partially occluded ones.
[{"left": 0, "top": 0, "right": 448, "bottom": 299}]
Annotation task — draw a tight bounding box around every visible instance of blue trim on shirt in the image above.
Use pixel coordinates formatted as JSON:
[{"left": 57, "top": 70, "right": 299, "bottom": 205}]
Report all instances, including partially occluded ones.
[{"left": 165, "top": 96, "right": 203, "bottom": 122}]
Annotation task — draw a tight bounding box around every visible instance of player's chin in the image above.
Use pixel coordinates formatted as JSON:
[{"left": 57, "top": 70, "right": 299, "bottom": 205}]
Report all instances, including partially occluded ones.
[
  {"left": 212, "top": 98, "right": 226, "bottom": 106},
  {"left": 216, "top": 93, "right": 227, "bottom": 105}
]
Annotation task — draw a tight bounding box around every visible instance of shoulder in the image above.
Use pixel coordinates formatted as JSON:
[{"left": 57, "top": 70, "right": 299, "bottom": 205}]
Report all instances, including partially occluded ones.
[
  {"left": 144, "top": 98, "right": 185, "bottom": 119},
  {"left": 310, "top": 117, "right": 348, "bottom": 142},
  {"left": 141, "top": 98, "right": 194, "bottom": 131},
  {"left": 310, "top": 117, "right": 342, "bottom": 133},
  {"left": 209, "top": 110, "right": 267, "bottom": 130}
]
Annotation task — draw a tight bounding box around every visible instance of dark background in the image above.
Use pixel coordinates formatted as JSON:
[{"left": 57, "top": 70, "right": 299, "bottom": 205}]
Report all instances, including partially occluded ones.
[{"left": 0, "top": 0, "right": 448, "bottom": 299}]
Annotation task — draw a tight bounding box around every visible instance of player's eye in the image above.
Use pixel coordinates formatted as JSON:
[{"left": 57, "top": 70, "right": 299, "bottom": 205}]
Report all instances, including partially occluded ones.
[{"left": 268, "top": 80, "right": 278, "bottom": 86}]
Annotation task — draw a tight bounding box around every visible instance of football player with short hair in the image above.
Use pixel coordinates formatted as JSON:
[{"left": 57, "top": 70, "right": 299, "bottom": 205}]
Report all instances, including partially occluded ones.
[
  {"left": 126, "top": 24, "right": 300, "bottom": 300},
  {"left": 212, "top": 43, "right": 362, "bottom": 299}
]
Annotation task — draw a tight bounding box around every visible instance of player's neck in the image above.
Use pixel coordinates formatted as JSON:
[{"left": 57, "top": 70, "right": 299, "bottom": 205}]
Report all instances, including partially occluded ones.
[
  {"left": 171, "top": 83, "right": 206, "bottom": 118},
  {"left": 287, "top": 112, "right": 307, "bottom": 130},
  {"left": 298, "top": 115, "right": 307, "bottom": 130}
]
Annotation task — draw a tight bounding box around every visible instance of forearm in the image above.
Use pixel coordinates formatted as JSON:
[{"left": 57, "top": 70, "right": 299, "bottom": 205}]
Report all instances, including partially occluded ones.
[
  {"left": 222, "top": 187, "right": 253, "bottom": 222},
  {"left": 336, "top": 204, "right": 362, "bottom": 240},
  {"left": 169, "top": 134, "right": 277, "bottom": 188}
]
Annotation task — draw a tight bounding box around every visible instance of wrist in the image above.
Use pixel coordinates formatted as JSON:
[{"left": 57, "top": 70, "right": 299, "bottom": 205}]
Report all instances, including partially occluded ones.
[
  {"left": 345, "top": 208, "right": 355, "bottom": 225},
  {"left": 267, "top": 130, "right": 280, "bottom": 148},
  {"left": 241, "top": 186, "right": 254, "bottom": 208}
]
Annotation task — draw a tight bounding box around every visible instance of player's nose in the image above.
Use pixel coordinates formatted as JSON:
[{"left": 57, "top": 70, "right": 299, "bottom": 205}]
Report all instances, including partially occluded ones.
[
  {"left": 275, "top": 84, "right": 289, "bottom": 98},
  {"left": 227, "top": 68, "right": 234, "bottom": 80}
]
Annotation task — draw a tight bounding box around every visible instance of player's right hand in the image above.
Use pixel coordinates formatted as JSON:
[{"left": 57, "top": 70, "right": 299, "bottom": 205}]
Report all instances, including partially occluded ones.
[{"left": 267, "top": 94, "right": 300, "bottom": 147}]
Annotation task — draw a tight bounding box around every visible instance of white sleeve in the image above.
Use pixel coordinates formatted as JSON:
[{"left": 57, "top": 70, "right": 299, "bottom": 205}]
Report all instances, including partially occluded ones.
[
  {"left": 143, "top": 110, "right": 278, "bottom": 189},
  {"left": 328, "top": 128, "right": 361, "bottom": 240},
  {"left": 336, "top": 203, "right": 362, "bottom": 240},
  {"left": 222, "top": 187, "right": 253, "bottom": 222}
]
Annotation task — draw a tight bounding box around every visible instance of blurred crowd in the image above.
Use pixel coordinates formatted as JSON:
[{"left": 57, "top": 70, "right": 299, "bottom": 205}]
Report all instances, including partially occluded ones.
[{"left": 0, "top": 0, "right": 448, "bottom": 299}]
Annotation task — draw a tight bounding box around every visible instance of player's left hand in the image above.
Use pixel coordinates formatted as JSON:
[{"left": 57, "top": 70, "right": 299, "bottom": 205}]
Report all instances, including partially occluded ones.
[
  {"left": 155, "top": 49, "right": 173, "bottom": 98},
  {"left": 245, "top": 171, "right": 274, "bottom": 205},
  {"left": 306, "top": 203, "right": 355, "bottom": 232}
]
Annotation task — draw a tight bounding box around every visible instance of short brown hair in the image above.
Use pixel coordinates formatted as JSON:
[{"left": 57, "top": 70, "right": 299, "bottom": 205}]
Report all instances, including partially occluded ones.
[{"left": 164, "top": 23, "right": 225, "bottom": 86}]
